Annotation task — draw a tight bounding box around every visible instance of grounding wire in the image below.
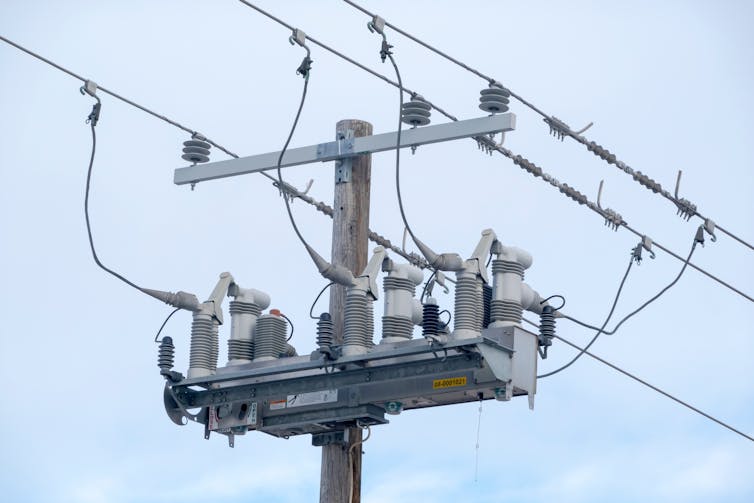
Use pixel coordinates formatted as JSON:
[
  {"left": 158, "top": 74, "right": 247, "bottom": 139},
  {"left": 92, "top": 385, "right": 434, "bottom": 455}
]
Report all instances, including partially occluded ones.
[
  {"left": 236, "top": 2, "right": 753, "bottom": 303},
  {"left": 523, "top": 316, "right": 753, "bottom": 442},
  {"left": 538, "top": 252, "right": 634, "bottom": 379},
  {"left": 341, "top": 0, "right": 754, "bottom": 253},
  {"left": 554, "top": 334, "right": 754, "bottom": 443}
]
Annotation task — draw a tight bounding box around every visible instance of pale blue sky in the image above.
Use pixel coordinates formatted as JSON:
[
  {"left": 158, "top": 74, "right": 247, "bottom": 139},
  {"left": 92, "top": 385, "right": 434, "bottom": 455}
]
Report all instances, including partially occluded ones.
[{"left": 1, "top": 1, "right": 752, "bottom": 502}]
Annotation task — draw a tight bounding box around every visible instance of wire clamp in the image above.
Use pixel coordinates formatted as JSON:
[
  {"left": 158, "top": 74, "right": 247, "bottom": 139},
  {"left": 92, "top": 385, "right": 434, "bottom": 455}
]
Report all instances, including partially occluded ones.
[
  {"left": 79, "top": 80, "right": 101, "bottom": 126},
  {"left": 673, "top": 170, "right": 697, "bottom": 220},
  {"left": 632, "top": 235, "right": 656, "bottom": 264},
  {"left": 703, "top": 218, "right": 717, "bottom": 242},
  {"left": 289, "top": 28, "right": 307, "bottom": 48},
  {"left": 544, "top": 116, "right": 570, "bottom": 141},
  {"left": 367, "top": 15, "right": 386, "bottom": 35},
  {"left": 695, "top": 225, "right": 706, "bottom": 247}
]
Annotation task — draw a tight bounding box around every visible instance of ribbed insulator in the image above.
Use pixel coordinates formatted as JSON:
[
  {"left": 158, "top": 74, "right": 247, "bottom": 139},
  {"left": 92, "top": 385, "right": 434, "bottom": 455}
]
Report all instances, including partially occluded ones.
[
  {"left": 490, "top": 299, "right": 523, "bottom": 324},
  {"left": 383, "top": 276, "right": 417, "bottom": 294},
  {"left": 252, "top": 314, "right": 287, "bottom": 361},
  {"left": 189, "top": 317, "right": 218, "bottom": 374},
  {"left": 382, "top": 315, "right": 414, "bottom": 340},
  {"left": 483, "top": 284, "right": 492, "bottom": 328},
  {"left": 479, "top": 86, "right": 510, "bottom": 114},
  {"left": 344, "top": 294, "right": 370, "bottom": 351},
  {"left": 157, "top": 336, "right": 175, "bottom": 373},
  {"left": 366, "top": 300, "right": 375, "bottom": 348},
  {"left": 539, "top": 306, "right": 556, "bottom": 346},
  {"left": 316, "top": 313, "right": 334, "bottom": 352},
  {"left": 401, "top": 96, "right": 431, "bottom": 127},
  {"left": 454, "top": 275, "right": 483, "bottom": 332},
  {"left": 227, "top": 339, "right": 254, "bottom": 362},
  {"left": 422, "top": 302, "right": 440, "bottom": 338},
  {"left": 229, "top": 301, "right": 261, "bottom": 316},
  {"left": 491, "top": 259, "right": 525, "bottom": 279},
  {"left": 181, "top": 137, "right": 211, "bottom": 164}
]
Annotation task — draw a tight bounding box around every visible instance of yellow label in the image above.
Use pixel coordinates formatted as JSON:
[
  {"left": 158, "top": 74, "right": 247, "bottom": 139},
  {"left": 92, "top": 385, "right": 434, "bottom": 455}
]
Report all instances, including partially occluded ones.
[{"left": 432, "top": 376, "right": 467, "bottom": 389}]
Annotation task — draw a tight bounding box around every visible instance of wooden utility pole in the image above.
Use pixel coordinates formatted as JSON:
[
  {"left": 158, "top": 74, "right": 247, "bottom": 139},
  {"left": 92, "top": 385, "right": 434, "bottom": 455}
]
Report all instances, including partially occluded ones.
[{"left": 321, "top": 119, "right": 372, "bottom": 503}]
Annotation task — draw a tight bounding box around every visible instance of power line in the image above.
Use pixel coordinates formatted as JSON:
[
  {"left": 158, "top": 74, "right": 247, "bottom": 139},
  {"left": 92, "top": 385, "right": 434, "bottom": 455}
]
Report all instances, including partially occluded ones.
[
  {"left": 522, "top": 317, "right": 753, "bottom": 443},
  {"left": 0, "top": 33, "right": 429, "bottom": 269},
  {"left": 553, "top": 333, "right": 754, "bottom": 443},
  {"left": 232, "top": 1, "right": 753, "bottom": 305},
  {"left": 341, "top": 0, "right": 754, "bottom": 253}
]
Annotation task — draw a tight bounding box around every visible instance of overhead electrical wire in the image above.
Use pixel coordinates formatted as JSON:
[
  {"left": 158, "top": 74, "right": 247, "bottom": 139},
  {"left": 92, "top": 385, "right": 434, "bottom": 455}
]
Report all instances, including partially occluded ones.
[
  {"left": 232, "top": 1, "right": 753, "bottom": 305},
  {"left": 521, "top": 317, "right": 753, "bottom": 443},
  {"left": 540, "top": 226, "right": 703, "bottom": 378},
  {"left": 341, "top": 0, "right": 754, "bottom": 253},
  {"left": 538, "top": 252, "right": 634, "bottom": 378},
  {"left": 0, "top": 33, "right": 429, "bottom": 270}
]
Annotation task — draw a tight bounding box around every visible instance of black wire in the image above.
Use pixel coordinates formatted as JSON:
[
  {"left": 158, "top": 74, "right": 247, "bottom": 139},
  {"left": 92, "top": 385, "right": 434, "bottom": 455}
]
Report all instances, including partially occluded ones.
[
  {"left": 83, "top": 112, "right": 145, "bottom": 294},
  {"left": 560, "top": 232, "right": 703, "bottom": 337},
  {"left": 553, "top": 334, "right": 753, "bottom": 442},
  {"left": 275, "top": 55, "right": 315, "bottom": 254},
  {"left": 154, "top": 308, "right": 180, "bottom": 343},
  {"left": 281, "top": 313, "right": 295, "bottom": 342},
  {"left": 419, "top": 270, "right": 437, "bottom": 303},
  {"left": 309, "top": 282, "right": 335, "bottom": 319},
  {"left": 538, "top": 254, "right": 634, "bottom": 378}
]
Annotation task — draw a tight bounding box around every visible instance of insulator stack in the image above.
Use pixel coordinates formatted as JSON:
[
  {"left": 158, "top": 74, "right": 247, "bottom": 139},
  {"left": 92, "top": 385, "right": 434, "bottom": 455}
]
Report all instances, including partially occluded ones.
[
  {"left": 483, "top": 284, "right": 492, "bottom": 328},
  {"left": 188, "top": 316, "right": 218, "bottom": 378},
  {"left": 382, "top": 276, "right": 417, "bottom": 341},
  {"left": 539, "top": 305, "right": 556, "bottom": 358},
  {"left": 366, "top": 300, "right": 375, "bottom": 348},
  {"left": 316, "top": 312, "right": 334, "bottom": 355},
  {"left": 479, "top": 86, "right": 510, "bottom": 114},
  {"left": 401, "top": 96, "right": 431, "bottom": 127},
  {"left": 343, "top": 293, "right": 371, "bottom": 355},
  {"left": 157, "top": 336, "right": 175, "bottom": 375},
  {"left": 490, "top": 258, "right": 525, "bottom": 325},
  {"left": 181, "top": 136, "right": 211, "bottom": 164},
  {"left": 422, "top": 298, "right": 440, "bottom": 338},
  {"left": 454, "top": 275, "right": 483, "bottom": 333},
  {"left": 227, "top": 301, "right": 261, "bottom": 364},
  {"left": 252, "top": 312, "right": 287, "bottom": 362}
]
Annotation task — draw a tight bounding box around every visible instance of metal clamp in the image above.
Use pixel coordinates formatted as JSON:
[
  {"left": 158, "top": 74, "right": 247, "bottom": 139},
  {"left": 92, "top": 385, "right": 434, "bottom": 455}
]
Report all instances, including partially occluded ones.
[{"left": 597, "top": 180, "right": 624, "bottom": 231}]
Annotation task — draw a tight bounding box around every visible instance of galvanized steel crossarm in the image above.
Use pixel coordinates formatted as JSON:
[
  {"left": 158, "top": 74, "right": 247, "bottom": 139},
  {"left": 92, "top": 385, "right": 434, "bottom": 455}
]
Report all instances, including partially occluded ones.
[{"left": 173, "top": 114, "right": 516, "bottom": 185}]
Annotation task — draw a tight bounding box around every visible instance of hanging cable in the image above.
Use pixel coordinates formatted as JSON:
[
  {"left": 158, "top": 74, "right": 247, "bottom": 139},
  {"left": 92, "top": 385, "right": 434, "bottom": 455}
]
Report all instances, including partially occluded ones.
[
  {"left": 540, "top": 226, "right": 704, "bottom": 378},
  {"left": 81, "top": 90, "right": 146, "bottom": 294},
  {"left": 538, "top": 249, "right": 634, "bottom": 378},
  {"left": 309, "top": 282, "right": 335, "bottom": 319},
  {"left": 341, "top": 0, "right": 754, "bottom": 253}
]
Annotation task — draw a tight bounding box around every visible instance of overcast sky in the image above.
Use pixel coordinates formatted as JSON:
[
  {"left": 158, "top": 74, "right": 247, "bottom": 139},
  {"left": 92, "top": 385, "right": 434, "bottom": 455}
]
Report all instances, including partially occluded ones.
[{"left": 1, "top": 1, "right": 753, "bottom": 502}]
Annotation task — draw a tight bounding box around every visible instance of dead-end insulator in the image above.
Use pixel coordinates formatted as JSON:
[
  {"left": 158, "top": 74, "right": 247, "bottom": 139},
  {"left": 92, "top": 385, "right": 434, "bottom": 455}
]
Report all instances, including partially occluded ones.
[
  {"left": 182, "top": 134, "right": 211, "bottom": 165},
  {"left": 401, "top": 95, "right": 431, "bottom": 127},
  {"left": 479, "top": 86, "right": 510, "bottom": 114}
]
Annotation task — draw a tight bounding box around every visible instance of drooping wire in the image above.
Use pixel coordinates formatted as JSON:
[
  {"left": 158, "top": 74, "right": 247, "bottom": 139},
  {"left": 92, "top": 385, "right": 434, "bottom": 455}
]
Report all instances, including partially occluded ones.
[
  {"left": 275, "top": 47, "right": 315, "bottom": 256},
  {"left": 341, "top": 0, "right": 754, "bottom": 253},
  {"left": 233, "top": 2, "right": 753, "bottom": 304},
  {"left": 309, "top": 282, "right": 335, "bottom": 319},
  {"left": 280, "top": 312, "right": 295, "bottom": 342},
  {"left": 553, "top": 334, "right": 754, "bottom": 443},
  {"left": 153, "top": 308, "right": 181, "bottom": 343},
  {"left": 539, "top": 227, "right": 703, "bottom": 378},
  {"left": 82, "top": 96, "right": 146, "bottom": 295},
  {"left": 538, "top": 252, "right": 634, "bottom": 379}
]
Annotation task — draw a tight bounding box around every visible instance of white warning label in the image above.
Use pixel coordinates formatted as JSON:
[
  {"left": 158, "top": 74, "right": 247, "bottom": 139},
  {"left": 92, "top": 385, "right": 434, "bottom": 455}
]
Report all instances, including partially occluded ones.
[{"left": 287, "top": 389, "right": 338, "bottom": 408}]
